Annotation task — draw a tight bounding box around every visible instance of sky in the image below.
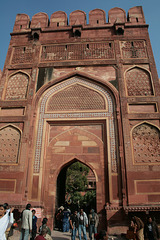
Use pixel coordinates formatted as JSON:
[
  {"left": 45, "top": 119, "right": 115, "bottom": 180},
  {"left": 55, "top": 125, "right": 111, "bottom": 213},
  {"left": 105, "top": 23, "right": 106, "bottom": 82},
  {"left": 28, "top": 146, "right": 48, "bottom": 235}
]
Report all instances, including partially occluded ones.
[{"left": 0, "top": 0, "right": 160, "bottom": 77}]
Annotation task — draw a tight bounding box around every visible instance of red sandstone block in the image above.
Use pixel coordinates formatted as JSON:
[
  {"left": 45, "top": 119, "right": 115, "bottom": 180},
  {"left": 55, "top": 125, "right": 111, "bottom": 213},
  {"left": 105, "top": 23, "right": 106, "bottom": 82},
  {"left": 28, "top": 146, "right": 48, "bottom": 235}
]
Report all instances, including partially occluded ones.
[
  {"left": 128, "top": 194, "right": 148, "bottom": 204},
  {"left": 148, "top": 195, "right": 160, "bottom": 202},
  {"left": 65, "top": 146, "right": 82, "bottom": 153},
  {"left": 70, "top": 140, "right": 82, "bottom": 146}
]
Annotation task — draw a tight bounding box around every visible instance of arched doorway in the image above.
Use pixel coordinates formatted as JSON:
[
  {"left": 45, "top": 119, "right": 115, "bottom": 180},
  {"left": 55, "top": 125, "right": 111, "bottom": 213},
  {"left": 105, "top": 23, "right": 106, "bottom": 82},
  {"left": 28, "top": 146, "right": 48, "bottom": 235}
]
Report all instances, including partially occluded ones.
[{"left": 56, "top": 159, "right": 97, "bottom": 214}]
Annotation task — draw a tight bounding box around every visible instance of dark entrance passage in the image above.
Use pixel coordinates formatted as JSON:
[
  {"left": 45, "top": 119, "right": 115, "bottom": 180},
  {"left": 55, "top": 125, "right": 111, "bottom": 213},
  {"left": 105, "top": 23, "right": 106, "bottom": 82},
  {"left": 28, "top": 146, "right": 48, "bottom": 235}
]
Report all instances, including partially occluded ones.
[{"left": 56, "top": 167, "right": 67, "bottom": 208}]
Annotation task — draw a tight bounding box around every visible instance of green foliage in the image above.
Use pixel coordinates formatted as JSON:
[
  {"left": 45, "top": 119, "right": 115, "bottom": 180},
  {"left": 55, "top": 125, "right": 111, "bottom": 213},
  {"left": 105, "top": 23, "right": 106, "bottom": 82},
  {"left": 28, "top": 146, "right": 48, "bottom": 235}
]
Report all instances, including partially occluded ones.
[
  {"left": 65, "top": 162, "right": 96, "bottom": 210},
  {"left": 66, "top": 162, "right": 89, "bottom": 176},
  {"left": 83, "top": 190, "right": 96, "bottom": 207},
  {"left": 66, "top": 162, "right": 89, "bottom": 193},
  {"left": 70, "top": 192, "right": 83, "bottom": 205}
]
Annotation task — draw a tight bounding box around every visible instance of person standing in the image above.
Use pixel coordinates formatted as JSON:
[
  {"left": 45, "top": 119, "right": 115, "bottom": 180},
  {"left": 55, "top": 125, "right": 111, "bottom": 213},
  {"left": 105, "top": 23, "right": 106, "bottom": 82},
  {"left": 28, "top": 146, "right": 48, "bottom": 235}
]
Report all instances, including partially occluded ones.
[
  {"left": 56, "top": 209, "right": 62, "bottom": 231},
  {"left": 3, "top": 203, "right": 13, "bottom": 239},
  {"left": 78, "top": 208, "right": 88, "bottom": 240},
  {"left": 88, "top": 209, "right": 99, "bottom": 240},
  {"left": 31, "top": 209, "right": 37, "bottom": 239},
  {"left": 131, "top": 216, "right": 144, "bottom": 240},
  {"left": 0, "top": 204, "right": 14, "bottom": 240},
  {"left": 70, "top": 210, "right": 79, "bottom": 240},
  {"left": 39, "top": 218, "right": 51, "bottom": 236},
  {"left": 20, "top": 203, "right": 32, "bottom": 240},
  {"left": 144, "top": 216, "right": 159, "bottom": 240},
  {"left": 62, "top": 206, "right": 70, "bottom": 232}
]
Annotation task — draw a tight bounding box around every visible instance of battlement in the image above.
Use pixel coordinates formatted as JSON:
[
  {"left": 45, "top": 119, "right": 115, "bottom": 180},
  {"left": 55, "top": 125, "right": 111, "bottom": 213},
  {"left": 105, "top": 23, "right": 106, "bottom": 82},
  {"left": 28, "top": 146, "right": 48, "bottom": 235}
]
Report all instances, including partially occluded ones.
[{"left": 13, "top": 6, "right": 145, "bottom": 32}]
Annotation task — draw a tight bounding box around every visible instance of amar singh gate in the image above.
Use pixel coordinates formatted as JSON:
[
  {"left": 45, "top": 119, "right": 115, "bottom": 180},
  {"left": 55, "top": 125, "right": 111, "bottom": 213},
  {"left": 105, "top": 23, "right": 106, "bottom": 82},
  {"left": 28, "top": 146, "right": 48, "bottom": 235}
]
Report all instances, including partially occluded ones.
[{"left": 0, "top": 6, "right": 160, "bottom": 233}]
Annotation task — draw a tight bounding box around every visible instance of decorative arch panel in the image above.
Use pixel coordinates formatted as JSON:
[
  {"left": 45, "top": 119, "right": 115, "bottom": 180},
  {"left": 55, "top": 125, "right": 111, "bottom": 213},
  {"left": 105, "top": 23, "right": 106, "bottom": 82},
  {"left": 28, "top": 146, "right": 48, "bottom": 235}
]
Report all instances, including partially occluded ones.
[
  {"left": 126, "top": 67, "right": 153, "bottom": 96},
  {"left": 132, "top": 122, "right": 160, "bottom": 164},
  {"left": 46, "top": 83, "right": 106, "bottom": 111},
  {"left": 5, "top": 72, "right": 29, "bottom": 100},
  {"left": 0, "top": 125, "right": 21, "bottom": 164}
]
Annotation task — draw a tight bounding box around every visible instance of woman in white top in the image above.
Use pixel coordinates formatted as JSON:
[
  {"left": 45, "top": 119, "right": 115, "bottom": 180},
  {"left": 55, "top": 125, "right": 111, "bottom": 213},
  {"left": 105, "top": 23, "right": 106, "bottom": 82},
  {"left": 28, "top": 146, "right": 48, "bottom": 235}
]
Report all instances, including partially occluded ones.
[{"left": 0, "top": 205, "right": 14, "bottom": 240}]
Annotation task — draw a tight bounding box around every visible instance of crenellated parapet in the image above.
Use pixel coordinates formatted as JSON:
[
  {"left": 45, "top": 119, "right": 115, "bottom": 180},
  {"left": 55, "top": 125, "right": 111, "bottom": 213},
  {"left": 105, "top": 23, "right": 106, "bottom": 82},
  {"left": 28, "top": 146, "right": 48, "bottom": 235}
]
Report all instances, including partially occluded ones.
[
  {"left": 128, "top": 6, "right": 145, "bottom": 23},
  {"left": 13, "top": 14, "right": 30, "bottom": 31},
  {"left": 89, "top": 9, "right": 106, "bottom": 25},
  {"left": 50, "top": 11, "right": 67, "bottom": 27},
  {"left": 12, "top": 6, "right": 146, "bottom": 32},
  {"left": 108, "top": 7, "right": 126, "bottom": 24},
  {"left": 69, "top": 10, "right": 87, "bottom": 26},
  {"left": 30, "top": 12, "right": 49, "bottom": 29}
]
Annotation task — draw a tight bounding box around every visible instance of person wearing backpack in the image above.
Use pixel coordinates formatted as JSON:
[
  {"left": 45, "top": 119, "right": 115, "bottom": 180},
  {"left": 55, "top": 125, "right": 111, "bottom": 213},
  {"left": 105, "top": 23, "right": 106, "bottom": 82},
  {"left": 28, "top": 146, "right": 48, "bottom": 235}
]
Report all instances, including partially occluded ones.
[
  {"left": 88, "top": 209, "right": 99, "bottom": 240},
  {"left": 131, "top": 216, "right": 144, "bottom": 240}
]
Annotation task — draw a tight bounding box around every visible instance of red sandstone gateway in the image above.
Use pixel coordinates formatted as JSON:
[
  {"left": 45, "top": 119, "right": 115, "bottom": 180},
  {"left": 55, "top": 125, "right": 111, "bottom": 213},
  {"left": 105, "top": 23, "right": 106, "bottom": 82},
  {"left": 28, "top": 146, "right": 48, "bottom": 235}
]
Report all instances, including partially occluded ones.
[{"left": 0, "top": 6, "right": 160, "bottom": 234}]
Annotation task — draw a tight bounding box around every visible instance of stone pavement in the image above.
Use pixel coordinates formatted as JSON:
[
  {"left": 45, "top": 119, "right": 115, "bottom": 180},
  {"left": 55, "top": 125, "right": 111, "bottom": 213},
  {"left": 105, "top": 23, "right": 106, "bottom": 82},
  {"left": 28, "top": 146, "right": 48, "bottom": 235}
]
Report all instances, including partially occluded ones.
[
  {"left": 9, "top": 229, "right": 125, "bottom": 240},
  {"left": 9, "top": 229, "right": 89, "bottom": 239},
  {"left": 9, "top": 229, "right": 72, "bottom": 239}
]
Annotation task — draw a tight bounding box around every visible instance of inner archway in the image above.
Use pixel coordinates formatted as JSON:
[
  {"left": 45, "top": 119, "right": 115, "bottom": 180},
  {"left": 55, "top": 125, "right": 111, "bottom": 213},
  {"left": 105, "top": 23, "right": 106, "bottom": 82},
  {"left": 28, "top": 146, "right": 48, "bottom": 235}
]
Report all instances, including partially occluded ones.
[{"left": 56, "top": 159, "right": 96, "bottom": 214}]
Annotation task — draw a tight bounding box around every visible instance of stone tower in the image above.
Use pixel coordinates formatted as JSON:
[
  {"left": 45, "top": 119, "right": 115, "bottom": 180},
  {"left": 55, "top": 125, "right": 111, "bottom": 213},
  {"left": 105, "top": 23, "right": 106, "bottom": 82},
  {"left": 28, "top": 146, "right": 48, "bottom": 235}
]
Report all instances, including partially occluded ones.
[{"left": 0, "top": 6, "right": 160, "bottom": 233}]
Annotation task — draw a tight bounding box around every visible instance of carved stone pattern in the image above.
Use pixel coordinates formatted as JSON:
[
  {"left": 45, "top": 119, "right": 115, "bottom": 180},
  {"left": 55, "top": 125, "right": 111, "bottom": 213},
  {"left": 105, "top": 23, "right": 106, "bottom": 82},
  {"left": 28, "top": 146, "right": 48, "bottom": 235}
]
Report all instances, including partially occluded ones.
[
  {"left": 34, "top": 77, "right": 117, "bottom": 173},
  {"left": 132, "top": 123, "right": 160, "bottom": 164},
  {"left": 121, "top": 41, "right": 147, "bottom": 59},
  {"left": 47, "top": 84, "right": 106, "bottom": 111},
  {"left": 126, "top": 68, "right": 153, "bottom": 96},
  {"left": 0, "top": 126, "right": 21, "bottom": 163},
  {"left": 11, "top": 47, "right": 33, "bottom": 64},
  {"left": 5, "top": 73, "right": 29, "bottom": 100},
  {"left": 41, "top": 42, "right": 114, "bottom": 61}
]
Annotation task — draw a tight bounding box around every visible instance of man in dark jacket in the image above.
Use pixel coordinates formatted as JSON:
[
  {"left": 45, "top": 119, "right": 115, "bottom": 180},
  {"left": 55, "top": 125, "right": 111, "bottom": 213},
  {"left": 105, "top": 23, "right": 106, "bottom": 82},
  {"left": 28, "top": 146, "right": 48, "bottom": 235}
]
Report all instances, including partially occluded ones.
[
  {"left": 144, "top": 216, "right": 159, "bottom": 240},
  {"left": 69, "top": 210, "right": 79, "bottom": 240},
  {"left": 31, "top": 209, "right": 37, "bottom": 239}
]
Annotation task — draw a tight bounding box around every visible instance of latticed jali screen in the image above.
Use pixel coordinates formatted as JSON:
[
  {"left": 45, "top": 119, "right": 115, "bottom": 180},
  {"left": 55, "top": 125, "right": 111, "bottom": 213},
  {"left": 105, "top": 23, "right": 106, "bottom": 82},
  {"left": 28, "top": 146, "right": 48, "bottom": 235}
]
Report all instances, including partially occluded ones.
[
  {"left": 41, "top": 42, "right": 115, "bottom": 61},
  {"left": 121, "top": 40, "right": 147, "bottom": 59}
]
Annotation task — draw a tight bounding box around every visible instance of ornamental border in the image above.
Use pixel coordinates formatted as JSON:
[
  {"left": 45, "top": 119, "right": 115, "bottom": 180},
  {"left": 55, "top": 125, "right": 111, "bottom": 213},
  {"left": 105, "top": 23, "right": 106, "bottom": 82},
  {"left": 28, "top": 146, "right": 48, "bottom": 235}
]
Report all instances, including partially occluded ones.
[{"left": 34, "top": 77, "right": 117, "bottom": 173}]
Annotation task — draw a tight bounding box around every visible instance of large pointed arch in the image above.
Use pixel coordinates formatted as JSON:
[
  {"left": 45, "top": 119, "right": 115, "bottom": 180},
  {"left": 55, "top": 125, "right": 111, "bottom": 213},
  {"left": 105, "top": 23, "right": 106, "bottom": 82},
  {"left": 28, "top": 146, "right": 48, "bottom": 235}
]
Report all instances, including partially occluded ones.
[
  {"left": 55, "top": 156, "right": 98, "bottom": 182},
  {"left": 33, "top": 75, "right": 118, "bottom": 174},
  {"left": 34, "top": 71, "right": 119, "bottom": 106}
]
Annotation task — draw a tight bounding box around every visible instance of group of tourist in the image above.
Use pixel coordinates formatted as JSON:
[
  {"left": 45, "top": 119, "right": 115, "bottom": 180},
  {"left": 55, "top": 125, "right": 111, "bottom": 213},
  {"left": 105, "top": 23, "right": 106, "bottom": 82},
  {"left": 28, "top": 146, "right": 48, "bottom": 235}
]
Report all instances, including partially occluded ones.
[
  {"left": 0, "top": 201, "right": 159, "bottom": 240},
  {"left": 19, "top": 203, "right": 52, "bottom": 240},
  {"left": 0, "top": 202, "right": 52, "bottom": 240},
  {"left": 56, "top": 207, "right": 99, "bottom": 240}
]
